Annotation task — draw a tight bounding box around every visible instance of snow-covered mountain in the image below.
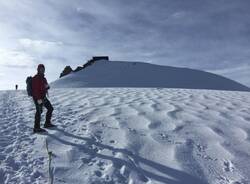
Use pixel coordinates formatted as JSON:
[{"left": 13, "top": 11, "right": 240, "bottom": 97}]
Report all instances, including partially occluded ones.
[
  {"left": 51, "top": 60, "right": 250, "bottom": 91},
  {"left": 1, "top": 88, "right": 250, "bottom": 184}
]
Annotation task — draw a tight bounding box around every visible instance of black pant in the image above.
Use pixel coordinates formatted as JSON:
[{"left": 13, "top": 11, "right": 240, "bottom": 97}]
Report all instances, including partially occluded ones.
[{"left": 33, "top": 97, "right": 54, "bottom": 129}]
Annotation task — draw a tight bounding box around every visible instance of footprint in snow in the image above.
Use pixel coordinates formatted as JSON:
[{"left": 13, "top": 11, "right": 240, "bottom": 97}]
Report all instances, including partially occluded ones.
[
  {"left": 173, "top": 125, "right": 185, "bottom": 132},
  {"left": 128, "top": 128, "right": 137, "bottom": 134},
  {"left": 223, "top": 160, "right": 234, "bottom": 172},
  {"left": 94, "top": 170, "right": 102, "bottom": 177},
  {"left": 148, "top": 121, "right": 162, "bottom": 129}
]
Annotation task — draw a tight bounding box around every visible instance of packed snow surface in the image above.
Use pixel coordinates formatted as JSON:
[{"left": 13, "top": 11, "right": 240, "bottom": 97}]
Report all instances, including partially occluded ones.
[
  {"left": 1, "top": 88, "right": 250, "bottom": 184},
  {"left": 51, "top": 60, "right": 250, "bottom": 91}
]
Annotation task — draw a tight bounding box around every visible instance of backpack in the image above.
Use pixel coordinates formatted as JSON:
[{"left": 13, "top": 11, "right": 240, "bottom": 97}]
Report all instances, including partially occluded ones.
[{"left": 26, "top": 76, "right": 33, "bottom": 97}]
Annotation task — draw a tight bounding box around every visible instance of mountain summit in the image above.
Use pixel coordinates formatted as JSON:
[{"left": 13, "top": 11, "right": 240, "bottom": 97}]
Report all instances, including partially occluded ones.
[{"left": 51, "top": 60, "right": 250, "bottom": 92}]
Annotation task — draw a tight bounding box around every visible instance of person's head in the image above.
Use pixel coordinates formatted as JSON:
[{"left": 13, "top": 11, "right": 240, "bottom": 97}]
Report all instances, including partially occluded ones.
[{"left": 37, "top": 64, "right": 45, "bottom": 75}]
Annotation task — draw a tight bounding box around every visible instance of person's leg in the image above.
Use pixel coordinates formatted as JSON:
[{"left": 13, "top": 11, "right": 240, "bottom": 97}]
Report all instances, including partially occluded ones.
[
  {"left": 43, "top": 98, "right": 54, "bottom": 125},
  {"left": 33, "top": 99, "right": 42, "bottom": 129}
]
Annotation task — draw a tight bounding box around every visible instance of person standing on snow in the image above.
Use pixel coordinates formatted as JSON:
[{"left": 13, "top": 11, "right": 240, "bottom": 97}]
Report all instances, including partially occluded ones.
[{"left": 32, "top": 64, "right": 55, "bottom": 133}]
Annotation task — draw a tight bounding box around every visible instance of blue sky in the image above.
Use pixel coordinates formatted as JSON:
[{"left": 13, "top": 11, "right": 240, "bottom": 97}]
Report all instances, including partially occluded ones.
[{"left": 0, "top": 0, "right": 249, "bottom": 90}]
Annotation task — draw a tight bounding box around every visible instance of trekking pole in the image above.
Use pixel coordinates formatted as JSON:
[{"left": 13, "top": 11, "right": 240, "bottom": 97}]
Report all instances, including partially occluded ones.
[{"left": 45, "top": 139, "right": 54, "bottom": 184}]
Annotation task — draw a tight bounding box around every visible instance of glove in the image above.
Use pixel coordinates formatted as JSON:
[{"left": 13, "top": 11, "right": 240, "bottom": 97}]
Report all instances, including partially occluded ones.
[
  {"left": 37, "top": 99, "right": 43, "bottom": 105},
  {"left": 45, "top": 84, "right": 50, "bottom": 90}
]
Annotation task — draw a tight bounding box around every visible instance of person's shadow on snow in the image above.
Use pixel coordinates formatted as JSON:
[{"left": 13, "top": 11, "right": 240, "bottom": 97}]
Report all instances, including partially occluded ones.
[{"left": 47, "top": 127, "right": 208, "bottom": 184}]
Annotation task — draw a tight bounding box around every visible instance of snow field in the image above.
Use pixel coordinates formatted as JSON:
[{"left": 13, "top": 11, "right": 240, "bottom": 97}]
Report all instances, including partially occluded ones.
[
  {"left": 0, "top": 88, "right": 250, "bottom": 184},
  {"left": 0, "top": 91, "right": 47, "bottom": 184}
]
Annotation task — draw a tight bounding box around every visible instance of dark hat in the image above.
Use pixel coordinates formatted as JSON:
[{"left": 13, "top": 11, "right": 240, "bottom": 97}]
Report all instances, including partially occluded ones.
[{"left": 37, "top": 64, "right": 45, "bottom": 70}]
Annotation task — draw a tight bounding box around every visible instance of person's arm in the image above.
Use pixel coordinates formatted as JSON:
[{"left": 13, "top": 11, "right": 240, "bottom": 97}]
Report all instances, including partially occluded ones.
[
  {"left": 44, "top": 78, "right": 50, "bottom": 98},
  {"left": 44, "top": 78, "right": 50, "bottom": 90}
]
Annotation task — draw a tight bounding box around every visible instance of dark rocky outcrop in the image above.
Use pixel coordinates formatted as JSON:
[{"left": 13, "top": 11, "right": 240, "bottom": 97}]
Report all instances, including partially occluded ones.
[
  {"left": 92, "top": 56, "right": 109, "bottom": 61},
  {"left": 83, "top": 56, "right": 109, "bottom": 69},
  {"left": 59, "top": 56, "right": 109, "bottom": 78},
  {"left": 74, "top": 66, "right": 84, "bottom": 72},
  {"left": 60, "top": 66, "right": 73, "bottom": 78}
]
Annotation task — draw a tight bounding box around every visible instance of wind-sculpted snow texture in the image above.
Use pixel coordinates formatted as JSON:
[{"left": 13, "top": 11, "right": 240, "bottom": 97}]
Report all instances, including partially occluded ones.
[
  {"left": 51, "top": 61, "right": 250, "bottom": 92},
  {"left": 1, "top": 88, "right": 250, "bottom": 184}
]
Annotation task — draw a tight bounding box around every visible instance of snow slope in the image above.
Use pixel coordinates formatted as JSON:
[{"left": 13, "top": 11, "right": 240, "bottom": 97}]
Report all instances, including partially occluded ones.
[
  {"left": 1, "top": 88, "right": 250, "bottom": 184},
  {"left": 51, "top": 60, "right": 250, "bottom": 92}
]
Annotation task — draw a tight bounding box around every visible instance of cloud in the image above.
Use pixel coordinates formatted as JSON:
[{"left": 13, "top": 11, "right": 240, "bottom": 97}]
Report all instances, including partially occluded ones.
[
  {"left": 18, "top": 38, "right": 64, "bottom": 56},
  {"left": 0, "top": 48, "right": 35, "bottom": 68},
  {"left": 0, "top": 71, "right": 4, "bottom": 77},
  {"left": 19, "top": 39, "right": 63, "bottom": 49}
]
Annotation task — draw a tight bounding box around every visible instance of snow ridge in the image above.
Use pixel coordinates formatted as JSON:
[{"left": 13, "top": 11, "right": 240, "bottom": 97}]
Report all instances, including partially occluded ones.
[{"left": 51, "top": 61, "right": 250, "bottom": 92}]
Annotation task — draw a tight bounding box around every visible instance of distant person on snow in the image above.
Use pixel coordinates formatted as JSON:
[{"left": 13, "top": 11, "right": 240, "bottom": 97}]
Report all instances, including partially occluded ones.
[
  {"left": 32, "top": 64, "right": 55, "bottom": 133},
  {"left": 15, "top": 84, "right": 18, "bottom": 90}
]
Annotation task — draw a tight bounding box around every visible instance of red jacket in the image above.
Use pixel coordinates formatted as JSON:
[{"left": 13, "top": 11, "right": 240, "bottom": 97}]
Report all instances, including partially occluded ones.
[{"left": 32, "top": 74, "right": 49, "bottom": 100}]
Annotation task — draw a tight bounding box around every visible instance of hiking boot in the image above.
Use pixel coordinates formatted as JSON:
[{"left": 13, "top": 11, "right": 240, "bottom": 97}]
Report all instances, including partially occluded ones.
[
  {"left": 44, "top": 123, "right": 56, "bottom": 128},
  {"left": 33, "top": 127, "right": 47, "bottom": 133}
]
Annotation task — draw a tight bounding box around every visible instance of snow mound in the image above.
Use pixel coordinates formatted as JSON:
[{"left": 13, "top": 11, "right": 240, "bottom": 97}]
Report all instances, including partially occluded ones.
[{"left": 51, "top": 60, "right": 249, "bottom": 91}]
